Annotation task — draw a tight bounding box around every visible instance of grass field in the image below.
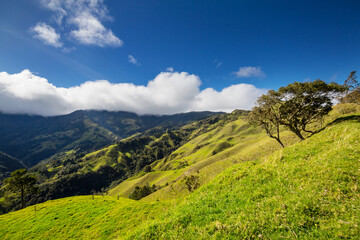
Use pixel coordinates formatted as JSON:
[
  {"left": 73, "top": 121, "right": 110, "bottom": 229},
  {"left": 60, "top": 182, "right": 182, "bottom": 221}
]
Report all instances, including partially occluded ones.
[
  {"left": 1, "top": 109, "right": 359, "bottom": 239},
  {"left": 0, "top": 195, "right": 171, "bottom": 240},
  {"left": 108, "top": 117, "right": 299, "bottom": 200},
  {"left": 128, "top": 114, "right": 360, "bottom": 239}
]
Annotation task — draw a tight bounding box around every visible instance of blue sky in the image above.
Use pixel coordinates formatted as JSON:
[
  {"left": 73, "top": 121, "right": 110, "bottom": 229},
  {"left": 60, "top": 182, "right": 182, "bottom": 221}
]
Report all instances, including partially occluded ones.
[{"left": 0, "top": 0, "right": 359, "bottom": 115}]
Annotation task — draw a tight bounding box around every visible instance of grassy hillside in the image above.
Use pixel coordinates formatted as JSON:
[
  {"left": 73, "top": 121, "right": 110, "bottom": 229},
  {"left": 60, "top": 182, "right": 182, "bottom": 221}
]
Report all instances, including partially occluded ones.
[
  {"left": 0, "top": 196, "right": 169, "bottom": 239},
  {"left": 130, "top": 114, "right": 360, "bottom": 239},
  {"left": 28, "top": 111, "right": 243, "bottom": 203},
  {"left": 1, "top": 110, "right": 358, "bottom": 239},
  {"left": 108, "top": 117, "right": 298, "bottom": 200}
]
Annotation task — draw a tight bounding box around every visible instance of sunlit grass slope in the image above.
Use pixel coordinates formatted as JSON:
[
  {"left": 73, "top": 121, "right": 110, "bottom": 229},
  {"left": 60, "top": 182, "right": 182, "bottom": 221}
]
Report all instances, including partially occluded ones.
[
  {"left": 108, "top": 117, "right": 299, "bottom": 200},
  {"left": 0, "top": 195, "right": 170, "bottom": 240},
  {"left": 0, "top": 113, "right": 359, "bottom": 239},
  {"left": 127, "top": 114, "right": 360, "bottom": 239}
]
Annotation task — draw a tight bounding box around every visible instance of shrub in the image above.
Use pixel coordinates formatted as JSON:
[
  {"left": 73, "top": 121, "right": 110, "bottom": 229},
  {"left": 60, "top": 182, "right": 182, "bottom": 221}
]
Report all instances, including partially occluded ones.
[
  {"left": 183, "top": 174, "right": 200, "bottom": 192},
  {"left": 129, "top": 183, "right": 157, "bottom": 200}
]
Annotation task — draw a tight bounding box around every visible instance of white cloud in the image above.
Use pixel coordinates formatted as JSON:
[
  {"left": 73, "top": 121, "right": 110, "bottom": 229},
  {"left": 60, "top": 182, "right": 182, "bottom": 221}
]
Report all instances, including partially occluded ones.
[
  {"left": 31, "top": 22, "right": 63, "bottom": 48},
  {"left": 235, "top": 66, "right": 265, "bottom": 78},
  {"left": 166, "top": 67, "right": 174, "bottom": 72},
  {"left": 128, "top": 55, "right": 138, "bottom": 65},
  {"left": 33, "top": 0, "right": 122, "bottom": 47},
  {"left": 0, "top": 69, "right": 266, "bottom": 116},
  {"left": 193, "top": 84, "right": 266, "bottom": 112},
  {"left": 69, "top": 13, "right": 122, "bottom": 47},
  {"left": 40, "top": 0, "right": 67, "bottom": 25}
]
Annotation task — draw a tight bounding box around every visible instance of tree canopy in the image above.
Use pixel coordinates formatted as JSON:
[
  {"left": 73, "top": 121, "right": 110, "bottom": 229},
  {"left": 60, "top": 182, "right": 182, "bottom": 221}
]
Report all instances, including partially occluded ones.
[
  {"left": 248, "top": 90, "right": 284, "bottom": 147},
  {"left": 277, "top": 80, "right": 345, "bottom": 140},
  {"left": 249, "top": 80, "right": 345, "bottom": 145},
  {"left": 340, "top": 71, "right": 360, "bottom": 104}
]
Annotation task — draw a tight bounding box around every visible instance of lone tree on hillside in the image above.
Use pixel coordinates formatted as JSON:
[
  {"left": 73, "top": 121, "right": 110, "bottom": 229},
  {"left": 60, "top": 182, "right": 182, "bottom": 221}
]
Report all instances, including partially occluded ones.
[
  {"left": 249, "top": 80, "right": 345, "bottom": 145},
  {"left": 248, "top": 90, "right": 284, "bottom": 148},
  {"left": 277, "top": 80, "right": 345, "bottom": 140},
  {"left": 2, "top": 169, "right": 37, "bottom": 209}
]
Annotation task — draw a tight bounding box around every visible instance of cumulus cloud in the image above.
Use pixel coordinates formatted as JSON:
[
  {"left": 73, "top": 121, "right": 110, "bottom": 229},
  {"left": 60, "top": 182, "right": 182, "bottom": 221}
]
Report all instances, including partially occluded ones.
[
  {"left": 32, "top": 0, "right": 122, "bottom": 47},
  {"left": 193, "top": 84, "right": 266, "bottom": 112},
  {"left": 166, "top": 67, "right": 174, "bottom": 72},
  {"left": 235, "top": 66, "right": 265, "bottom": 78},
  {"left": 31, "top": 22, "right": 63, "bottom": 47},
  {"left": 0, "top": 69, "right": 266, "bottom": 116},
  {"left": 128, "top": 55, "right": 138, "bottom": 65}
]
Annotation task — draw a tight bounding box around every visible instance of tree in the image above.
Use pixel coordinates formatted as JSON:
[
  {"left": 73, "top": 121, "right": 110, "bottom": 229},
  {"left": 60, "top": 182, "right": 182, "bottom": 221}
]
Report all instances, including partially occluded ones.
[
  {"left": 278, "top": 80, "right": 345, "bottom": 140},
  {"left": 248, "top": 90, "right": 285, "bottom": 148},
  {"left": 340, "top": 71, "right": 360, "bottom": 104},
  {"left": 344, "top": 71, "right": 358, "bottom": 92},
  {"left": 2, "top": 169, "right": 37, "bottom": 208},
  {"left": 248, "top": 80, "right": 345, "bottom": 143}
]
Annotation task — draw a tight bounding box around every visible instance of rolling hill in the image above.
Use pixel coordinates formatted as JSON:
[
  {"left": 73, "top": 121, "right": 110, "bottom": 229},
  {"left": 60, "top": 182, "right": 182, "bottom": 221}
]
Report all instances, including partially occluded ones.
[
  {"left": 26, "top": 111, "right": 244, "bottom": 203},
  {"left": 107, "top": 113, "right": 299, "bottom": 201},
  {"left": 0, "top": 110, "right": 220, "bottom": 170},
  {"left": 0, "top": 152, "right": 25, "bottom": 181},
  {"left": 0, "top": 109, "right": 358, "bottom": 239}
]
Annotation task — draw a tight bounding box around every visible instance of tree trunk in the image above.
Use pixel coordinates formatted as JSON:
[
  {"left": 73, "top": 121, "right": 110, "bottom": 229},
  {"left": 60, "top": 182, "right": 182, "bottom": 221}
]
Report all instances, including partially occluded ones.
[
  {"left": 267, "top": 134, "right": 285, "bottom": 148},
  {"left": 287, "top": 125, "right": 305, "bottom": 141},
  {"left": 294, "top": 130, "right": 305, "bottom": 140},
  {"left": 275, "top": 138, "right": 285, "bottom": 148}
]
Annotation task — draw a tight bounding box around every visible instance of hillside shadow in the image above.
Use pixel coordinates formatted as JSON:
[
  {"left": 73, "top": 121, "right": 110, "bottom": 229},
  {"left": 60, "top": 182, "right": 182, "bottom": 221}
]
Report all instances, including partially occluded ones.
[
  {"left": 328, "top": 114, "right": 360, "bottom": 125},
  {"left": 308, "top": 114, "right": 360, "bottom": 137}
]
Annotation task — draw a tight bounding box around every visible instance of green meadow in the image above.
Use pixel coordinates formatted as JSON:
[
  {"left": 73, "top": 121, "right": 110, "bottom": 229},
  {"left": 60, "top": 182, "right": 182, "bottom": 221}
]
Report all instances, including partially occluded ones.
[{"left": 0, "top": 107, "right": 359, "bottom": 239}]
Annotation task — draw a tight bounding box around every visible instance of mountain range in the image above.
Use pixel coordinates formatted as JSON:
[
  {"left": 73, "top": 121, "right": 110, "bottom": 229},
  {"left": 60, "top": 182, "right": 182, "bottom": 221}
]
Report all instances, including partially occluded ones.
[{"left": 0, "top": 110, "right": 221, "bottom": 179}]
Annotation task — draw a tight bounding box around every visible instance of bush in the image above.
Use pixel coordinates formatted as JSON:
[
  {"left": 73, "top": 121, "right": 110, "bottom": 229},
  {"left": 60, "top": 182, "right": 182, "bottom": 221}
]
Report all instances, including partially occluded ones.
[
  {"left": 129, "top": 183, "right": 157, "bottom": 200},
  {"left": 143, "top": 165, "right": 152, "bottom": 173},
  {"left": 183, "top": 174, "right": 200, "bottom": 192}
]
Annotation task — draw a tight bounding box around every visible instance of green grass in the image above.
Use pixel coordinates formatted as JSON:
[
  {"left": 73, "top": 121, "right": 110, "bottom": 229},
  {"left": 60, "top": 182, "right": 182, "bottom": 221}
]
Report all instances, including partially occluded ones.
[
  {"left": 0, "top": 195, "right": 170, "bottom": 240},
  {"left": 1, "top": 109, "right": 359, "bottom": 239},
  {"left": 109, "top": 117, "right": 299, "bottom": 200},
  {"left": 127, "top": 114, "right": 360, "bottom": 239}
]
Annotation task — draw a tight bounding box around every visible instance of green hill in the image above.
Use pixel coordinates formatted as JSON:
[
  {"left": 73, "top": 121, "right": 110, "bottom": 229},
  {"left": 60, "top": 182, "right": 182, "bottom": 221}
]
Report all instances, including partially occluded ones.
[
  {"left": 27, "top": 111, "right": 242, "bottom": 203},
  {"left": 108, "top": 116, "right": 298, "bottom": 201},
  {"left": 0, "top": 152, "right": 25, "bottom": 181},
  {"left": 0, "top": 110, "right": 220, "bottom": 168},
  {"left": 0, "top": 111, "right": 358, "bottom": 239}
]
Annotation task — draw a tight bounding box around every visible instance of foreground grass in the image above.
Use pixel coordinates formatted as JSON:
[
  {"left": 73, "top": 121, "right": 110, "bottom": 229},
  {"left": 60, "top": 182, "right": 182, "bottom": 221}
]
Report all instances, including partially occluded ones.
[
  {"left": 127, "top": 115, "right": 360, "bottom": 239},
  {"left": 0, "top": 195, "right": 171, "bottom": 240},
  {"left": 0, "top": 113, "right": 359, "bottom": 239}
]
